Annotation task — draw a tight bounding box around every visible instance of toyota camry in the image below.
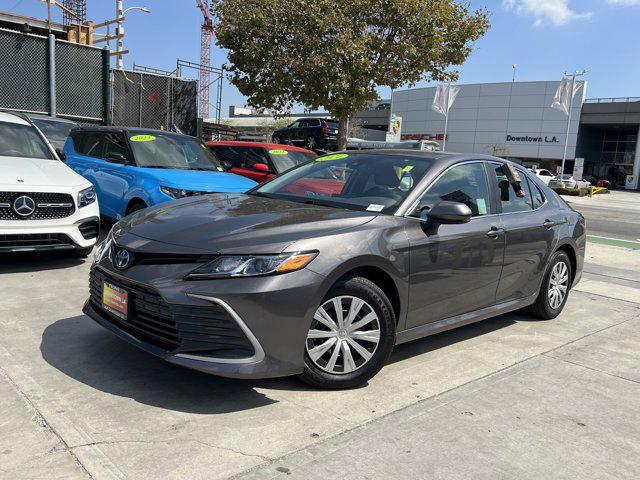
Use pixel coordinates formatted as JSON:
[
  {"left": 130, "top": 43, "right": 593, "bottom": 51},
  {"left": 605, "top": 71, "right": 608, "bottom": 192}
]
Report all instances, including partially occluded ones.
[{"left": 84, "top": 150, "right": 585, "bottom": 389}]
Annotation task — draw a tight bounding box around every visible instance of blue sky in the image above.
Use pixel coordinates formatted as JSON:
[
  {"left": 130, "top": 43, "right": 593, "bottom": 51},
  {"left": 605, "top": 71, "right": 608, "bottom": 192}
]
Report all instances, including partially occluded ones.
[{"left": 8, "top": 0, "right": 640, "bottom": 113}]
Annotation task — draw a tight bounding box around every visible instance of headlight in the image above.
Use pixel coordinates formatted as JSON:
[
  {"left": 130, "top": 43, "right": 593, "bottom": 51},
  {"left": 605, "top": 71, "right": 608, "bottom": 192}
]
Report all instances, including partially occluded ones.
[
  {"left": 160, "top": 186, "right": 206, "bottom": 199},
  {"left": 78, "top": 186, "right": 96, "bottom": 208},
  {"left": 93, "top": 228, "right": 113, "bottom": 265},
  {"left": 186, "top": 251, "right": 318, "bottom": 279}
]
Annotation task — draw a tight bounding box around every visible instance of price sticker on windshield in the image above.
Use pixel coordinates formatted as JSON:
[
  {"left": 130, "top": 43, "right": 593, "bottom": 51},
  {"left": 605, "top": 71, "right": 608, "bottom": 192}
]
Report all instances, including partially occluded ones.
[
  {"left": 317, "top": 153, "right": 349, "bottom": 162},
  {"left": 366, "top": 204, "right": 385, "bottom": 212},
  {"left": 130, "top": 135, "right": 156, "bottom": 142},
  {"left": 269, "top": 149, "right": 289, "bottom": 155}
]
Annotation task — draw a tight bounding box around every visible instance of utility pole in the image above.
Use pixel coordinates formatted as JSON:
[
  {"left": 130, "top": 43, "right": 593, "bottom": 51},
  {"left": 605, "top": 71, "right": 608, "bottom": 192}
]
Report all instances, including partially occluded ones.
[
  {"left": 560, "top": 70, "right": 586, "bottom": 176},
  {"left": 512, "top": 64, "right": 517, "bottom": 83},
  {"left": 116, "top": 0, "right": 124, "bottom": 69}
]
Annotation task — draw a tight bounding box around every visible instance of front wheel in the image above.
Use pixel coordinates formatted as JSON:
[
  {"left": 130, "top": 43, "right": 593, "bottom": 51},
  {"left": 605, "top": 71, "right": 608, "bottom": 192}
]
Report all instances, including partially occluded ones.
[
  {"left": 272, "top": 135, "right": 281, "bottom": 144},
  {"left": 529, "top": 251, "right": 572, "bottom": 319},
  {"left": 298, "top": 276, "right": 396, "bottom": 389}
]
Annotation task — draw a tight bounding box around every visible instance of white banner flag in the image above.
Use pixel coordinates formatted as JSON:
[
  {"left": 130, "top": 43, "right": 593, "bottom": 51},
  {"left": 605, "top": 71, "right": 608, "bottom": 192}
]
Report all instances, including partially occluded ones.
[
  {"left": 551, "top": 76, "right": 582, "bottom": 116},
  {"left": 432, "top": 84, "right": 460, "bottom": 116}
]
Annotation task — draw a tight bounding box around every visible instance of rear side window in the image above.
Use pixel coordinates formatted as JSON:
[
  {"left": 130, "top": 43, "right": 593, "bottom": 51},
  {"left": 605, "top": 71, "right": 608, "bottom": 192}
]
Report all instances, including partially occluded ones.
[
  {"left": 528, "top": 177, "right": 545, "bottom": 209},
  {"left": 411, "top": 162, "right": 491, "bottom": 217},
  {"left": 73, "top": 132, "right": 103, "bottom": 158},
  {"left": 490, "top": 163, "right": 533, "bottom": 213}
]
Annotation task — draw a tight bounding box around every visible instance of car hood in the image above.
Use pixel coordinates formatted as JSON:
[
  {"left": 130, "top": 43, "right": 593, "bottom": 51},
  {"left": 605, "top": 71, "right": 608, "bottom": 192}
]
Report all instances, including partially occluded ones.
[
  {"left": 142, "top": 168, "right": 256, "bottom": 192},
  {"left": 0, "top": 156, "right": 88, "bottom": 188},
  {"left": 116, "top": 194, "right": 376, "bottom": 254}
]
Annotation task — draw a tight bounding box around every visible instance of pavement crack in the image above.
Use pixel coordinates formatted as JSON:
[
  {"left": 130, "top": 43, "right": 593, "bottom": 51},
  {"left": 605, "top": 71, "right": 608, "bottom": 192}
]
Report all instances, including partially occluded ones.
[
  {"left": 0, "top": 364, "right": 94, "bottom": 479},
  {"left": 194, "top": 440, "right": 272, "bottom": 462},
  {"left": 544, "top": 353, "right": 640, "bottom": 386}
]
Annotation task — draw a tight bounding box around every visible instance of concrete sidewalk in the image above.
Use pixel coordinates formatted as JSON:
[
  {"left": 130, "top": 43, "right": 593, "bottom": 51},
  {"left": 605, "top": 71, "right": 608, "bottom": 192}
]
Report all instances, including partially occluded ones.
[{"left": 1, "top": 241, "right": 639, "bottom": 479}]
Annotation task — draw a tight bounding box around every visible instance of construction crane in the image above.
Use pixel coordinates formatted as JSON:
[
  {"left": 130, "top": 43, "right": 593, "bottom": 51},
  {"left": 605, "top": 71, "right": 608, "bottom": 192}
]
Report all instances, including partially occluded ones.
[{"left": 196, "top": 0, "right": 214, "bottom": 119}]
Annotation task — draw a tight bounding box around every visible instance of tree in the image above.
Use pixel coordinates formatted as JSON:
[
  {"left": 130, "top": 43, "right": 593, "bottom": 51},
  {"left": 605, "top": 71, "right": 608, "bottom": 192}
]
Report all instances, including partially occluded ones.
[{"left": 212, "top": 0, "right": 489, "bottom": 150}]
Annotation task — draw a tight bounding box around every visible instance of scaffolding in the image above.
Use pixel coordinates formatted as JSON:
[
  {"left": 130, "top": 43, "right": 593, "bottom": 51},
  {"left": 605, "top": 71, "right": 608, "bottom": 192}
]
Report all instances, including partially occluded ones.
[{"left": 61, "top": 0, "right": 87, "bottom": 25}]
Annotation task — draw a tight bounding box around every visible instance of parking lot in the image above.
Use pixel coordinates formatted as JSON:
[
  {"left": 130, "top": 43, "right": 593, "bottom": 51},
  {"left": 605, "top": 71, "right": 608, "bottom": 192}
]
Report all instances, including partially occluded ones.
[{"left": 0, "top": 191, "right": 638, "bottom": 480}]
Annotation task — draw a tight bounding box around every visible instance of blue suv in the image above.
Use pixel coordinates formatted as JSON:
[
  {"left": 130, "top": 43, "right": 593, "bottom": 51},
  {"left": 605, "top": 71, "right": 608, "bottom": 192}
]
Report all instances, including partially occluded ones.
[{"left": 63, "top": 127, "right": 257, "bottom": 219}]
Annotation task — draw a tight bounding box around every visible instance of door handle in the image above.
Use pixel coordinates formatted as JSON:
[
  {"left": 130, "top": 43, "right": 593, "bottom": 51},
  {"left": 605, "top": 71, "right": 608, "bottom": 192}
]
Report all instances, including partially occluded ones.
[
  {"left": 543, "top": 220, "right": 556, "bottom": 229},
  {"left": 486, "top": 226, "right": 504, "bottom": 239}
]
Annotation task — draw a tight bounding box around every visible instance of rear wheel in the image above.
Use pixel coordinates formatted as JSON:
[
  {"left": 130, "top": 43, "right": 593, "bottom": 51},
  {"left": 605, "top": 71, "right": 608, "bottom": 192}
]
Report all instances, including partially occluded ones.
[
  {"left": 299, "top": 276, "right": 396, "bottom": 389},
  {"left": 305, "top": 135, "right": 317, "bottom": 149},
  {"left": 529, "top": 251, "right": 572, "bottom": 319},
  {"left": 272, "top": 135, "right": 282, "bottom": 144}
]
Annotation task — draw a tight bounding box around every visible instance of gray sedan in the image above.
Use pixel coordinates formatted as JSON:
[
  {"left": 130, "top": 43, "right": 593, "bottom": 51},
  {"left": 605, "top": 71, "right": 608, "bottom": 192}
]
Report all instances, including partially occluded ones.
[{"left": 84, "top": 151, "right": 585, "bottom": 389}]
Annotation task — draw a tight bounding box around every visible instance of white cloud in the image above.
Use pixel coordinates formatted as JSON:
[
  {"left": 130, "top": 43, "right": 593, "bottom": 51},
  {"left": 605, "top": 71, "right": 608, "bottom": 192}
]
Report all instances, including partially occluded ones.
[
  {"left": 503, "top": 0, "right": 592, "bottom": 26},
  {"left": 605, "top": 0, "right": 640, "bottom": 5}
]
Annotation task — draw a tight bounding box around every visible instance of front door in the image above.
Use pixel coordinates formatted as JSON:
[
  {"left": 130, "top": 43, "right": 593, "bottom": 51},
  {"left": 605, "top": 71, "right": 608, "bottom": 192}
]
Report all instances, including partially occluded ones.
[{"left": 405, "top": 161, "right": 505, "bottom": 329}]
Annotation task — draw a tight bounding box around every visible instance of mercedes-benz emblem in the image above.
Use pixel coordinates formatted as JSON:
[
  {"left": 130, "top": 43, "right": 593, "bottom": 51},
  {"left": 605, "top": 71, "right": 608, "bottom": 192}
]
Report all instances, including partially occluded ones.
[
  {"left": 114, "top": 248, "right": 133, "bottom": 270},
  {"left": 13, "top": 195, "right": 36, "bottom": 217}
]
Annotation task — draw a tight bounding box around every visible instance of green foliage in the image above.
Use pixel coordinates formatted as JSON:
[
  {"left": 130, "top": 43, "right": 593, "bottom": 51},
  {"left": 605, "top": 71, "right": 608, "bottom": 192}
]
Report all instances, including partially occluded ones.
[{"left": 212, "top": 0, "right": 489, "bottom": 148}]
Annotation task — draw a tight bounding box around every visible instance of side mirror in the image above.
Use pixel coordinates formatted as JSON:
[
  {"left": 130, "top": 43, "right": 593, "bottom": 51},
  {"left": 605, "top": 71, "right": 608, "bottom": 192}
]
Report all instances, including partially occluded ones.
[
  {"left": 253, "top": 163, "right": 270, "bottom": 173},
  {"left": 55, "top": 148, "right": 66, "bottom": 161},
  {"left": 426, "top": 201, "right": 472, "bottom": 224},
  {"left": 105, "top": 152, "right": 127, "bottom": 164}
]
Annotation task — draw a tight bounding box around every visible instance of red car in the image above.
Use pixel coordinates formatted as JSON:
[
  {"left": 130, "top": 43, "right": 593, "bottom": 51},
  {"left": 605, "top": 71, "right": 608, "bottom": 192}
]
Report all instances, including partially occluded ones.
[{"left": 206, "top": 141, "right": 317, "bottom": 183}]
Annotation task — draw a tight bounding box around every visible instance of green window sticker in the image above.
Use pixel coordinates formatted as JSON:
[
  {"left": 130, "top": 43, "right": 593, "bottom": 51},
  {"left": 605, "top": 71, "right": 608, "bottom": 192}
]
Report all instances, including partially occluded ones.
[
  {"left": 268, "top": 149, "right": 289, "bottom": 155},
  {"left": 130, "top": 135, "right": 156, "bottom": 142},
  {"left": 317, "top": 153, "right": 348, "bottom": 162}
]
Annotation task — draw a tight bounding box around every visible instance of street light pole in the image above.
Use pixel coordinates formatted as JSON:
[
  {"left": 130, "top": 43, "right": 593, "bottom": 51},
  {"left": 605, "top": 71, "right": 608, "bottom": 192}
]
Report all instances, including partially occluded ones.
[{"left": 114, "top": 1, "right": 150, "bottom": 70}]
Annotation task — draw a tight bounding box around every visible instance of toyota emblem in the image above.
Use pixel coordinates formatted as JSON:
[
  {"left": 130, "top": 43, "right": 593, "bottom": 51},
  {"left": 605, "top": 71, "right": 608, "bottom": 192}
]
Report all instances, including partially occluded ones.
[
  {"left": 114, "top": 248, "right": 133, "bottom": 270},
  {"left": 13, "top": 195, "right": 36, "bottom": 217}
]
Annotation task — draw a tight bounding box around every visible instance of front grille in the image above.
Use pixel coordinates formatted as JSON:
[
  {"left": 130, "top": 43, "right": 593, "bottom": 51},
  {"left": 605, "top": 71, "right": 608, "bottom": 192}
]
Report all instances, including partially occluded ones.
[
  {"left": 0, "top": 233, "right": 74, "bottom": 250},
  {"left": 89, "top": 268, "right": 255, "bottom": 358},
  {"left": 0, "top": 192, "right": 76, "bottom": 220},
  {"left": 78, "top": 219, "right": 100, "bottom": 239}
]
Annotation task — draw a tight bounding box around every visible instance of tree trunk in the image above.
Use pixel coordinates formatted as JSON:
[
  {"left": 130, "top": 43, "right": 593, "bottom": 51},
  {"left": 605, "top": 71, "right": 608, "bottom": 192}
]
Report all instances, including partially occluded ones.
[{"left": 337, "top": 115, "right": 350, "bottom": 151}]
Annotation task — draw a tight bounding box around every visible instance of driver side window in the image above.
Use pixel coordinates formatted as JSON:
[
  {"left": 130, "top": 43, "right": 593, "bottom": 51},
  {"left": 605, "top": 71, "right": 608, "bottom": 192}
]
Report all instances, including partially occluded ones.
[{"left": 410, "top": 162, "right": 491, "bottom": 218}]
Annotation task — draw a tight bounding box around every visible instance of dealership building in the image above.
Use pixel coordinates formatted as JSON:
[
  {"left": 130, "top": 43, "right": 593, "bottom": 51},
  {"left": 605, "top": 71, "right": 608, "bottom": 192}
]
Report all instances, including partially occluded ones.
[{"left": 392, "top": 81, "right": 640, "bottom": 189}]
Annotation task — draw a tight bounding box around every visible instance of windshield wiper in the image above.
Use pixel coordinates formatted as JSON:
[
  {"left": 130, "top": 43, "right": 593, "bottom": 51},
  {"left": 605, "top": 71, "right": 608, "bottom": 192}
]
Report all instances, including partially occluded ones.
[{"left": 303, "top": 199, "right": 342, "bottom": 209}]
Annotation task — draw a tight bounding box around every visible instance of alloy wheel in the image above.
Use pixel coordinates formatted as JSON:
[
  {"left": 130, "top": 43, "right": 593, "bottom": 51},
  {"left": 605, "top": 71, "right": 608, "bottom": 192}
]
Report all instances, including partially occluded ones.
[
  {"left": 306, "top": 296, "right": 381, "bottom": 375},
  {"left": 306, "top": 136, "right": 316, "bottom": 149},
  {"left": 548, "top": 261, "right": 569, "bottom": 309}
]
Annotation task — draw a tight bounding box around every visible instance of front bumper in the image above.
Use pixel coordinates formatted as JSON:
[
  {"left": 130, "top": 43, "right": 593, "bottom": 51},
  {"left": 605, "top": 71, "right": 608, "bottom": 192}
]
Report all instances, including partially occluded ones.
[
  {"left": 83, "top": 263, "right": 329, "bottom": 379},
  {"left": 0, "top": 202, "right": 100, "bottom": 252}
]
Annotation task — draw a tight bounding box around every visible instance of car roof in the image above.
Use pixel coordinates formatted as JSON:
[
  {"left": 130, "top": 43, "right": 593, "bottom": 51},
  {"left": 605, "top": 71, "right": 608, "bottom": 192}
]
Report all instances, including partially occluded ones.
[
  {"left": 70, "top": 126, "right": 194, "bottom": 139},
  {"left": 27, "top": 113, "right": 78, "bottom": 125},
  {"left": 0, "top": 111, "right": 31, "bottom": 126},
  {"left": 206, "top": 141, "right": 315, "bottom": 153},
  {"left": 324, "top": 149, "right": 513, "bottom": 166}
]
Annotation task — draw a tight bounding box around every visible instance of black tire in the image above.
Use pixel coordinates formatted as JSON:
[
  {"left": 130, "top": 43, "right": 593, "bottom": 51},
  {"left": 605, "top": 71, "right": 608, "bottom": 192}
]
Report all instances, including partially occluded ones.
[
  {"left": 126, "top": 200, "right": 147, "bottom": 216},
  {"left": 305, "top": 135, "right": 317, "bottom": 149},
  {"left": 528, "top": 250, "right": 572, "bottom": 320},
  {"left": 272, "top": 135, "right": 281, "bottom": 144},
  {"left": 71, "top": 246, "right": 93, "bottom": 258},
  {"left": 298, "top": 276, "right": 396, "bottom": 389}
]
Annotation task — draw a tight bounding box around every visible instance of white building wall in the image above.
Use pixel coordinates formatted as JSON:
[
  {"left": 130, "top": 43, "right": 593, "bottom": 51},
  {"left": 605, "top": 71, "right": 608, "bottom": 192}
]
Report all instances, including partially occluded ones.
[{"left": 393, "top": 81, "right": 586, "bottom": 160}]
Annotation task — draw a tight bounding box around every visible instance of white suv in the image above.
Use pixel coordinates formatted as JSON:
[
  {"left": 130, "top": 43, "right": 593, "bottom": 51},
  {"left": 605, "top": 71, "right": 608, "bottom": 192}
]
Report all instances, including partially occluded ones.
[{"left": 0, "top": 111, "right": 100, "bottom": 257}]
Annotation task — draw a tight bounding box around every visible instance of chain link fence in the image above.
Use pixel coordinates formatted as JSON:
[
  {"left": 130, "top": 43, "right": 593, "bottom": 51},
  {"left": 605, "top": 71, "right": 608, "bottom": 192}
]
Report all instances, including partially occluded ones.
[
  {"left": 111, "top": 70, "right": 197, "bottom": 136},
  {"left": 0, "top": 27, "right": 108, "bottom": 123}
]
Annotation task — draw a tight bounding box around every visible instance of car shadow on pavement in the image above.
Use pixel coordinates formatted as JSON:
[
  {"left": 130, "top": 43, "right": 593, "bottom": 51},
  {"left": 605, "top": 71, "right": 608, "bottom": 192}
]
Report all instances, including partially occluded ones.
[
  {"left": 0, "top": 252, "right": 86, "bottom": 274},
  {"left": 40, "top": 315, "right": 278, "bottom": 414},
  {"left": 388, "top": 314, "right": 517, "bottom": 365}
]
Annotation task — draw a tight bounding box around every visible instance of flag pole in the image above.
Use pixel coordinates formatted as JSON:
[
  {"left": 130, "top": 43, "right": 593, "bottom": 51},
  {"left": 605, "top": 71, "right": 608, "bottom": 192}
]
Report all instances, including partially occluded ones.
[
  {"left": 560, "top": 70, "right": 586, "bottom": 175},
  {"left": 443, "top": 84, "right": 450, "bottom": 151}
]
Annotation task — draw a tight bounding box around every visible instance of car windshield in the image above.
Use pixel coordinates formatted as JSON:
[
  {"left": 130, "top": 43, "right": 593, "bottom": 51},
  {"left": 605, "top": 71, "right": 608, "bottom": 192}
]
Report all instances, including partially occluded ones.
[
  {"left": 267, "top": 148, "right": 316, "bottom": 172},
  {"left": 0, "top": 121, "right": 55, "bottom": 160},
  {"left": 253, "top": 152, "right": 434, "bottom": 214},
  {"left": 127, "top": 132, "right": 224, "bottom": 171},
  {"left": 32, "top": 119, "right": 75, "bottom": 150}
]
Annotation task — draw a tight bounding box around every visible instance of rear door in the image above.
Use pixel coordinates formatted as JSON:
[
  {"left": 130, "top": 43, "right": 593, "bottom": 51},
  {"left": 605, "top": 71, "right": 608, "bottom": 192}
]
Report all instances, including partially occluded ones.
[
  {"left": 489, "top": 163, "right": 557, "bottom": 303},
  {"left": 404, "top": 161, "right": 506, "bottom": 328}
]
